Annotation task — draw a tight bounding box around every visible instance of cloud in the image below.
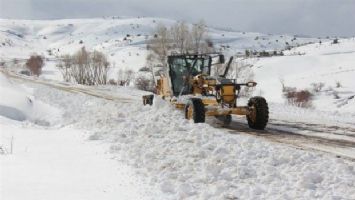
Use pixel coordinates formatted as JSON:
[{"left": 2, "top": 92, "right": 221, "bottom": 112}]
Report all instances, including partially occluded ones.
[{"left": 0, "top": 0, "right": 354, "bottom": 36}]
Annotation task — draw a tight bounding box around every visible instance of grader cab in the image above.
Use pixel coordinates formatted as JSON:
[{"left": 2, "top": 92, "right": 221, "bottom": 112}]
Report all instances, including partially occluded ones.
[{"left": 143, "top": 53, "right": 269, "bottom": 129}]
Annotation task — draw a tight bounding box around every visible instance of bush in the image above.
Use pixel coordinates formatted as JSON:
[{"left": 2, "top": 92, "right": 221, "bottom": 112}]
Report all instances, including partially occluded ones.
[
  {"left": 335, "top": 81, "right": 342, "bottom": 88},
  {"left": 117, "top": 69, "right": 134, "bottom": 86},
  {"left": 332, "top": 38, "right": 339, "bottom": 44},
  {"left": 311, "top": 82, "right": 325, "bottom": 93},
  {"left": 333, "top": 91, "right": 340, "bottom": 99},
  {"left": 26, "top": 55, "right": 44, "bottom": 76},
  {"left": 138, "top": 66, "right": 151, "bottom": 72},
  {"left": 135, "top": 75, "right": 154, "bottom": 92},
  {"left": 108, "top": 79, "right": 117, "bottom": 85},
  {"left": 57, "top": 47, "right": 109, "bottom": 85},
  {"left": 284, "top": 88, "right": 313, "bottom": 108}
]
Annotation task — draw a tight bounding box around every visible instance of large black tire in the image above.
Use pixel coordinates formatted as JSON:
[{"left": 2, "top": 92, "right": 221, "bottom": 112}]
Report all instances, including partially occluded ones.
[
  {"left": 247, "top": 96, "right": 269, "bottom": 130},
  {"left": 184, "top": 98, "right": 205, "bottom": 123}
]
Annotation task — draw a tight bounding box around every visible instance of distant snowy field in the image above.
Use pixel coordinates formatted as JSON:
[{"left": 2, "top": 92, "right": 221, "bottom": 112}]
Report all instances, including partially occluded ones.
[
  {"left": 251, "top": 38, "right": 355, "bottom": 114},
  {"left": 0, "top": 17, "right": 318, "bottom": 79}
]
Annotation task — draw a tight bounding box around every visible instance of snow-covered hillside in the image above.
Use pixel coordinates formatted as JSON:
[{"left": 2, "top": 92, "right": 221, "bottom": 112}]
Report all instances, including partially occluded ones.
[
  {"left": 251, "top": 38, "right": 355, "bottom": 113},
  {"left": 0, "top": 17, "right": 319, "bottom": 80}
]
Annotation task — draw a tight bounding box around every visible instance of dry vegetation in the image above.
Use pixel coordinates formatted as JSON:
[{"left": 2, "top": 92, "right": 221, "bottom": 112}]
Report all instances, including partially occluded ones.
[
  {"left": 26, "top": 55, "right": 44, "bottom": 76},
  {"left": 281, "top": 81, "right": 313, "bottom": 108},
  {"left": 117, "top": 69, "right": 134, "bottom": 86},
  {"left": 140, "top": 21, "right": 214, "bottom": 91},
  {"left": 147, "top": 20, "right": 213, "bottom": 70},
  {"left": 57, "top": 47, "right": 109, "bottom": 85}
]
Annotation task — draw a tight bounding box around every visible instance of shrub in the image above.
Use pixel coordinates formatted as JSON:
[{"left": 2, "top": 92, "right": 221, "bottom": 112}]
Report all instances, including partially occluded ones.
[
  {"left": 117, "top": 69, "right": 134, "bottom": 86},
  {"left": 284, "top": 88, "right": 313, "bottom": 108},
  {"left": 108, "top": 79, "right": 117, "bottom": 85},
  {"left": 311, "top": 82, "right": 325, "bottom": 93},
  {"left": 26, "top": 55, "right": 44, "bottom": 76},
  {"left": 335, "top": 81, "right": 342, "bottom": 88},
  {"left": 245, "top": 50, "right": 250, "bottom": 57},
  {"left": 333, "top": 91, "right": 340, "bottom": 99},
  {"left": 135, "top": 75, "right": 154, "bottom": 92},
  {"left": 57, "top": 47, "right": 109, "bottom": 85},
  {"left": 138, "top": 66, "right": 151, "bottom": 72},
  {"left": 332, "top": 38, "right": 339, "bottom": 44}
]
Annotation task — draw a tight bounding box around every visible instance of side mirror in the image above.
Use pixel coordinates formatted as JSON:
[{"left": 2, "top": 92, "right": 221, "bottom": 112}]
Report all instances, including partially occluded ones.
[
  {"left": 219, "top": 55, "right": 225, "bottom": 64},
  {"left": 246, "top": 81, "right": 257, "bottom": 87}
]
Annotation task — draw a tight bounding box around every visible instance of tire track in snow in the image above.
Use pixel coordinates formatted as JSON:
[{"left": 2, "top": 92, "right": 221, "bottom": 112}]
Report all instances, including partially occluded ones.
[
  {"left": 4, "top": 69, "right": 354, "bottom": 160},
  {"left": 216, "top": 120, "right": 355, "bottom": 160},
  {"left": 1, "top": 69, "right": 134, "bottom": 103}
]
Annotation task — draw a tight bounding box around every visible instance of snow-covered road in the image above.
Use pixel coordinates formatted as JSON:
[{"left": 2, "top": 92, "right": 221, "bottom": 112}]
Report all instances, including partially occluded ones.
[
  {"left": 1, "top": 71, "right": 355, "bottom": 199},
  {"left": 5, "top": 70, "right": 355, "bottom": 159}
]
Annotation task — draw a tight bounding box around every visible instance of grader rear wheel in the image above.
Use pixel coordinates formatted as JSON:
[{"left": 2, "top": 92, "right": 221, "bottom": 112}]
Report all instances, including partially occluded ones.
[
  {"left": 184, "top": 98, "right": 205, "bottom": 123},
  {"left": 247, "top": 96, "right": 269, "bottom": 130}
]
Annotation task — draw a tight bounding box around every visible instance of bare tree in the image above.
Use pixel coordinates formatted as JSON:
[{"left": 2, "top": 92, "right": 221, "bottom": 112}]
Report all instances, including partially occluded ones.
[
  {"left": 146, "top": 20, "right": 212, "bottom": 77},
  {"left": 149, "top": 23, "right": 171, "bottom": 66},
  {"left": 191, "top": 20, "right": 208, "bottom": 53},
  {"left": 170, "top": 21, "right": 190, "bottom": 53},
  {"left": 117, "top": 69, "right": 134, "bottom": 86},
  {"left": 57, "top": 47, "right": 109, "bottom": 85}
]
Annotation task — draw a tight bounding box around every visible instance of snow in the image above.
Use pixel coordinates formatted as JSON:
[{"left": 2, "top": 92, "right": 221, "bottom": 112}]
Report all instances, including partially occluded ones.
[
  {"left": 0, "top": 73, "right": 61, "bottom": 124},
  {"left": 1, "top": 17, "right": 355, "bottom": 199},
  {"left": 6, "top": 78, "right": 351, "bottom": 200},
  {"left": 0, "top": 17, "right": 319, "bottom": 81},
  {"left": 0, "top": 122, "right": 156, "bottom": 200},
  {"left": 250, "top": 38, "right": 355, "bottom": 114}
]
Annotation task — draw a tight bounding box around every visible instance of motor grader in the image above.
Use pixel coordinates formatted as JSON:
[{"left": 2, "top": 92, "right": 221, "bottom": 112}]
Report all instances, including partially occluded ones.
[{"left": 142, "top": 53, "right": 269, "bottom": 129}]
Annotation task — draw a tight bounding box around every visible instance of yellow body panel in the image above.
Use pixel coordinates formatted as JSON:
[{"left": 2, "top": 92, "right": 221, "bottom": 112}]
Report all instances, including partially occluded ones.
[
  {"left": 221, "top": 85, "right": 236, "bottom": 104},
  {"left": 156, "top": 74, "right": 249, "bottom": 117}
]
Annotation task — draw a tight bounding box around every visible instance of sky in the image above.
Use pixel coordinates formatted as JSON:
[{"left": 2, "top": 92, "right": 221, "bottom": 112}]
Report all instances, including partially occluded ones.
[{"left": 0, "top": 0, "right": 354, "bottom": 37}]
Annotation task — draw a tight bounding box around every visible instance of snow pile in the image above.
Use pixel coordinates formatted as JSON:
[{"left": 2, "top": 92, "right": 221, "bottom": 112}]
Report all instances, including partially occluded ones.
[
  {"left": 0, "top": 124, "right": 157, "bottom": 199},
  {"left": 0, "top": 73, "right": 62, "bottom": 125},
  {"left": 30, "top": 82, "right": 355, "bottom": 200}
]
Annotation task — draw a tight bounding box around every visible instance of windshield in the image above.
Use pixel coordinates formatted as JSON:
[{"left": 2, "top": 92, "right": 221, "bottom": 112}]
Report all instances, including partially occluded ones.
[{"left": 168, "top": 56, "right": 210, "bottom": 96}]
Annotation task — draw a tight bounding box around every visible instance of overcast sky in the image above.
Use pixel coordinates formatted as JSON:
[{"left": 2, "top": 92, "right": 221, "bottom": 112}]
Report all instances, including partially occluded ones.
[{"left": 0, "top": 0, "right": 354, "bottom": 37}]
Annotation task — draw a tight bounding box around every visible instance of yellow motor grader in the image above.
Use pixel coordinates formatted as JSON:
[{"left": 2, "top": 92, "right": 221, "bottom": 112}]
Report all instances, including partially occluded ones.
[{"left": 143, "top": 53, "right": 268, "bottom": 129}]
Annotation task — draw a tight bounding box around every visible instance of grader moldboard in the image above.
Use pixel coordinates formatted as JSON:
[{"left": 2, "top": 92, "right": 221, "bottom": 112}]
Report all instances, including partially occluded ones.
[{"left": 142, "top": 53, "right": 269, "bottom": 129}]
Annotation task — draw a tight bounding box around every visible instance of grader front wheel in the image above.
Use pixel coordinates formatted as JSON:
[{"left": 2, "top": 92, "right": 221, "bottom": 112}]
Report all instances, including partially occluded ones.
[
  {"left": 247, "top": 96, "right": 269, "bottom": 130},
  {"left": 184, "top": 98, "right": 205, "bottom": 123}
]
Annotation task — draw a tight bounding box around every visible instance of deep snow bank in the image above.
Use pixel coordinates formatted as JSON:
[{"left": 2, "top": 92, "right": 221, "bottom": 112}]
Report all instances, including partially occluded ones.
[
  {"left": 0, "top": 123, "right": 157, "bottom": 200},
  {"left": 0, "top": 73, "right": 62, "bottom": 125},
  {"left": 30, "top": 82, "right": 355, "bottom": 200}
]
